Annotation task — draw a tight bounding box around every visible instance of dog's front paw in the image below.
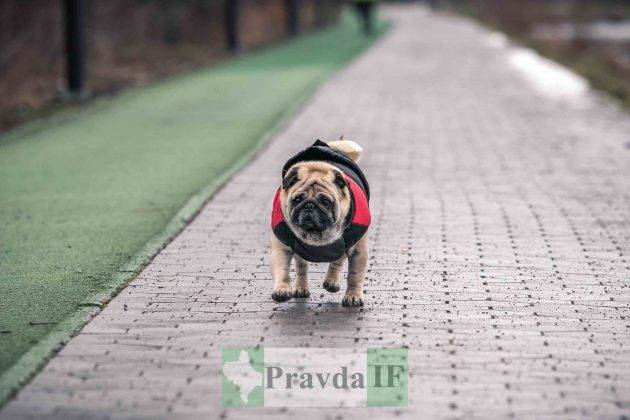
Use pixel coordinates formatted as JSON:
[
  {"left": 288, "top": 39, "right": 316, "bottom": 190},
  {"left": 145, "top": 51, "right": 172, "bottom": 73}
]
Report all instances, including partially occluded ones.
[
  {"left": 294, "top": 286, "right": 310, "bottom": 298},
  {"left": 342, "top": 292, "right": 364, "bottom": 307},
  {"left": 271, "top": 285, "right": 294, "bottom": 302},
  {"left": 323, "top": 278, "right": 340, "bottom": 293}
]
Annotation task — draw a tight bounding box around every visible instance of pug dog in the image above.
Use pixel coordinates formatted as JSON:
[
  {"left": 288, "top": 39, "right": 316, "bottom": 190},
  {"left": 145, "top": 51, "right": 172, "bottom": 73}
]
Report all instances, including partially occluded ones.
[{"left": 270, "top": 139, "right": 371, "bottom": 306}]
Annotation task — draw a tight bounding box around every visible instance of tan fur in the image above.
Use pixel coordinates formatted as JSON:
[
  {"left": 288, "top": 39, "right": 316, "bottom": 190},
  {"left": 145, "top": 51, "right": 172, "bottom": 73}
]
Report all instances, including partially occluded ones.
[{"left": 270, "top": 139, "right": 369, "bottom": 306}]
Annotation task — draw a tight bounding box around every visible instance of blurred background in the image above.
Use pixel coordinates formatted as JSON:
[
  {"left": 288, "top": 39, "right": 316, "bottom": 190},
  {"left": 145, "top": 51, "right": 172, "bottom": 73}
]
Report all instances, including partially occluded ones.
[
  {"left": 439, "top": 0, "right": 630, "bottom": 105},
  {"left": 0, "top": 0, "right": 343, "bottom": 131},
  {"left": 2, "top": 0, "right": 630, "bottom": 134}
]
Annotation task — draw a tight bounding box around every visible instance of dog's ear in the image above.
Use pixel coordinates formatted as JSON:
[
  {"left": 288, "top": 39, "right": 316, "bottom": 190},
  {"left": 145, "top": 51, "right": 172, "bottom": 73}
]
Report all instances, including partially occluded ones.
[
  {"left": 333, "top": 171, "right": 347, "bottom": 190},
  {"left": 282, "top": 167, "right": 299, "bottom": 190}
]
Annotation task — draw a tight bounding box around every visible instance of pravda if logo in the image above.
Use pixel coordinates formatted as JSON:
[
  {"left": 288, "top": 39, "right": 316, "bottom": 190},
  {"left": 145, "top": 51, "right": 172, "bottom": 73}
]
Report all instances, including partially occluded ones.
[{"left": 221, "top": 347, "right": 408, "bottom": 407}]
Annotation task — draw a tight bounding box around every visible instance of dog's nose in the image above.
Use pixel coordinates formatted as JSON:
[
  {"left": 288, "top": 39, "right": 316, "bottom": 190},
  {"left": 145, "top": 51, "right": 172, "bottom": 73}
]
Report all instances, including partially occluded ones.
[{"left": 304, "top": 202, "right": 315, "bottom": 210}]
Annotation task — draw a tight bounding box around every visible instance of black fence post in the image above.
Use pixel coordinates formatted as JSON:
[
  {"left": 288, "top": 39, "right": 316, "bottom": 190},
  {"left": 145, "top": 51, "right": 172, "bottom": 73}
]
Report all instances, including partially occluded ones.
[
  {"left": 64, "top": 0, "right": 85, "bottom": 95},
  {"left": 225, "top": 0, "right": 240, "bottom": 53},
  {"left": 314, "top": 0, "right": 325, "bottom": 29},
  {"left": 285, "top": 0, "right": 299, "bottom": 37}
]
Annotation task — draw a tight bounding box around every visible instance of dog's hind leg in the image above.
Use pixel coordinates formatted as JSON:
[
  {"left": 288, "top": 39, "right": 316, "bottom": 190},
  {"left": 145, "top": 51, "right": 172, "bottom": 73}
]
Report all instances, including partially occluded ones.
[
  {"left": 294, "top": 255, "right": 310, "bottom": 298},
  {"left": 323, "top": 255, "right": 346, "bottom": 293}
]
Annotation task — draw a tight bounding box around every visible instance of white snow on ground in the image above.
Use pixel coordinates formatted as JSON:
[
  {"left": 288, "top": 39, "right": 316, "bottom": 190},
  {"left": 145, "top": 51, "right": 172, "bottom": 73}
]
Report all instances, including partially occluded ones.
[
  {"left": 485, "top": 31, "right": 509, "bottom": 49},
  {"left": 508, "top": 48, "right": 589, "bottom": 102},
  {"left": 484, "top": 31, "right": 590, "bottom": 104}
]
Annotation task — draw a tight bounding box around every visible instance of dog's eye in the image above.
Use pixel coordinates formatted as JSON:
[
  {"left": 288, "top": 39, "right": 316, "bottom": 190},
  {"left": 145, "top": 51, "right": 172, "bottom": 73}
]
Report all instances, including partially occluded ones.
[
  {"left": 334, "top": 172, "right": 347, "bottom": 190},
  {"left": 282, "top": 168, "right": 299, "bottom": 190},
  {"left": 318, "top": 197, "right": 332, "bottom": 208},
  {"left": 292, "top": 195, "right": 305, "bottom": 206}
]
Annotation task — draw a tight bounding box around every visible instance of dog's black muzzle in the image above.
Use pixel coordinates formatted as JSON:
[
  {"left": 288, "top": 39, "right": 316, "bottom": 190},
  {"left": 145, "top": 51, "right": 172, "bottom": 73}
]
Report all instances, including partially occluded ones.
[{"left": 292, "top": 200, "right": 333, "bottom": 233}]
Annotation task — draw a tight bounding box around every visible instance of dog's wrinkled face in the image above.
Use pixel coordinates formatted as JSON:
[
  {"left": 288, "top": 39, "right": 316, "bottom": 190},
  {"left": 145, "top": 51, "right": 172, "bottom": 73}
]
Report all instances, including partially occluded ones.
[{"left": 281, "top": 161, "right": 351, "bottom": 245}]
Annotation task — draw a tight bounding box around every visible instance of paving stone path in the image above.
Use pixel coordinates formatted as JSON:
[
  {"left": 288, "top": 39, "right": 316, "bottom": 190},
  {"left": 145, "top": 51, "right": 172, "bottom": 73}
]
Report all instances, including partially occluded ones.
[{"left": 3, "top": 5, "right": 630, "bottom": 419}]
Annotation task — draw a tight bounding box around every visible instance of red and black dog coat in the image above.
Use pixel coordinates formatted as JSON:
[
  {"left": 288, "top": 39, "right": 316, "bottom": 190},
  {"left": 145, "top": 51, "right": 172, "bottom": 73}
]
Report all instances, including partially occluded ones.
[{"left": 271, "top": 140, "right": 371, "bottom": 263}]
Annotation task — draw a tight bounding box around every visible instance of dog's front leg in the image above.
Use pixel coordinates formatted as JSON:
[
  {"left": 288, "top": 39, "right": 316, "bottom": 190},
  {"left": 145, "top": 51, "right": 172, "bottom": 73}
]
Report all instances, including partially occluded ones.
[
  {"left": 293, "top": 255, "right": 310, "bottom": 298},
  {"left": 270, "top": 235, "right": 294, "bottom": 302},
  {"left": 343, "top": 235, "right": 368, "bottom": 307}
]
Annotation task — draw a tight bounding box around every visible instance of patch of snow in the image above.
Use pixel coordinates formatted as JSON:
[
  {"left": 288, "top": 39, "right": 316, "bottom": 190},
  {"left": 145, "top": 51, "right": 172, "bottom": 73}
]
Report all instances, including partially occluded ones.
[
  {"left": 485, "top": 31, "right": 509, "bottom": 49},
  {"left": 508, "top": 47, "right": 589, "bottom": 102}
]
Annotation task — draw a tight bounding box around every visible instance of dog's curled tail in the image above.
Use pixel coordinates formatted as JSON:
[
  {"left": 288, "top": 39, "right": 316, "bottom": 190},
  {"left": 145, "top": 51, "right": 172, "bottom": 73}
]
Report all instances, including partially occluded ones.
[{"left": 327, "top": 139, "right": 363, "bottom": 162}]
